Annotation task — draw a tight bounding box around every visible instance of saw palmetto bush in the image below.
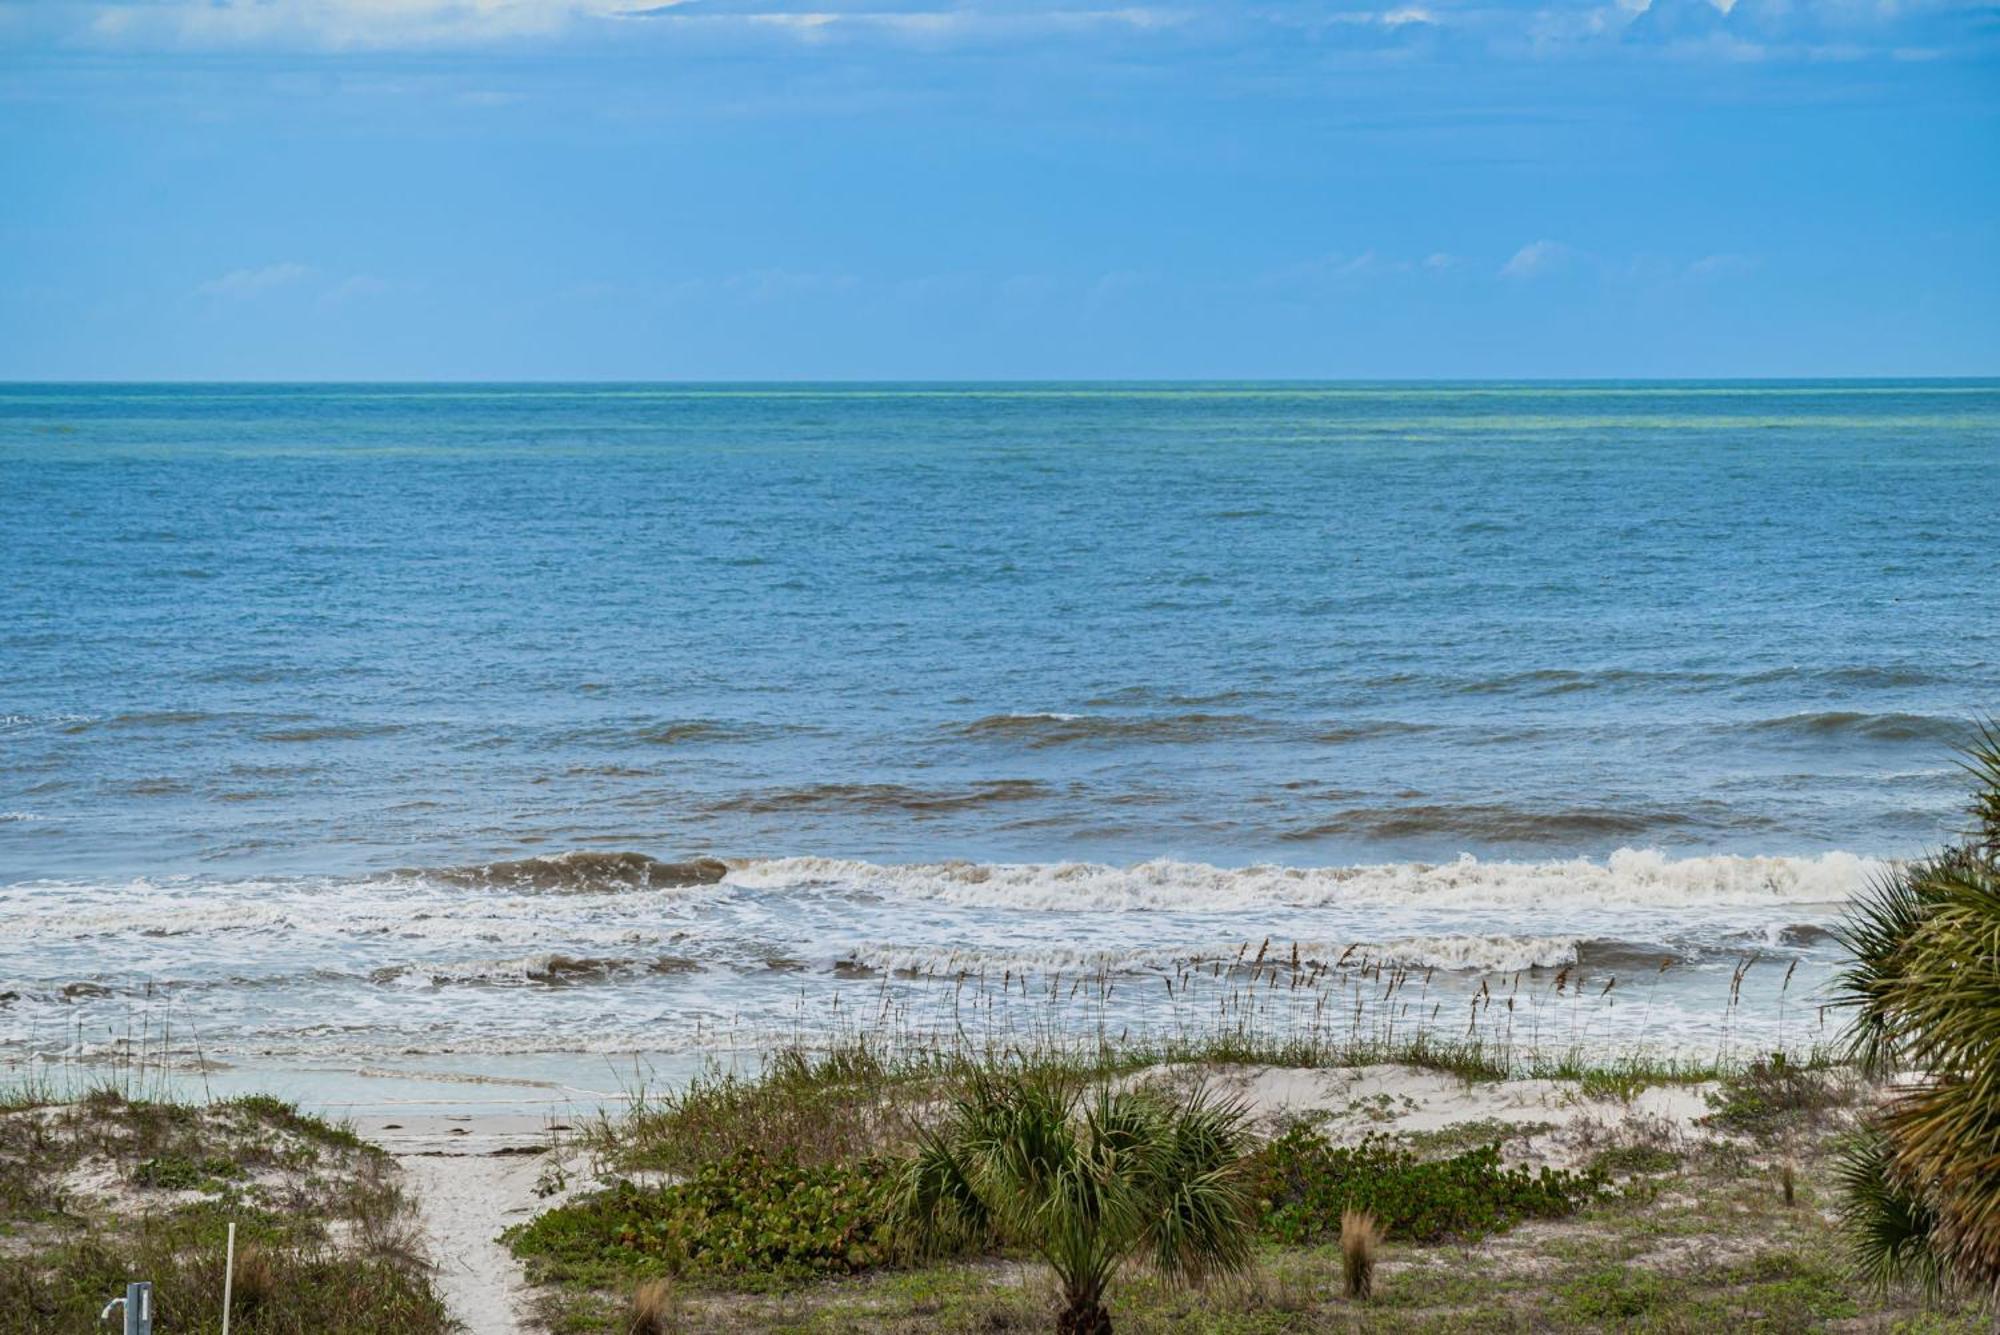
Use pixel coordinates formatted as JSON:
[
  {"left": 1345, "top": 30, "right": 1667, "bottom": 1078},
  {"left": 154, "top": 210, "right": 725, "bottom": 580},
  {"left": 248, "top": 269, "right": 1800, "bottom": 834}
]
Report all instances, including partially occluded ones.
[
  {"left": 1833, "top": 722, "right": 2000, "bottom": 1299},
  {"left": 899, "top": 1070, "right": 1255, "bottom": 1335}
]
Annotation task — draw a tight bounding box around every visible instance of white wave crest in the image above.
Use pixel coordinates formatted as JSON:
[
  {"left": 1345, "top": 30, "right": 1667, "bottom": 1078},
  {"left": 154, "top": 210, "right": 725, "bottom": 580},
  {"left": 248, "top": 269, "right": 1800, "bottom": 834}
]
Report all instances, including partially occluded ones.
[
  {"left": 839, "top": 932, "right": 1584, "bottom": 976},
  {"left": 728, "top": 848, "right": 1880, "bottom": 913}
]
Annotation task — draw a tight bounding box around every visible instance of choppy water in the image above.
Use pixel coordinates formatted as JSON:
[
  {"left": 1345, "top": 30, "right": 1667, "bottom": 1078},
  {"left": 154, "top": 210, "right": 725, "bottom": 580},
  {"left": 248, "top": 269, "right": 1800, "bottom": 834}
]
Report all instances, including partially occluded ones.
[{"left": 2, "top": 382, "right": 1997, "bottom": 1098}]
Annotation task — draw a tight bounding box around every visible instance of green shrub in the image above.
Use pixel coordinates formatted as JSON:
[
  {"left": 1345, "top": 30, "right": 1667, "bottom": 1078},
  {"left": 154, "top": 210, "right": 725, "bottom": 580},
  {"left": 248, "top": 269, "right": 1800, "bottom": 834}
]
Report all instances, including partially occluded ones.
[
  {"left": 506, "top": 1149, "right": 906, "bottom": 1287},
  {"left": 1251, "top": 1128, "right": 1606, "bottom": 1244},
  {"left": 134, "top": 1153, "right": 245, "bottom": 1190},
  {"left": 1589, "top": 1143, "right": 1682, "bottom": 1176}
]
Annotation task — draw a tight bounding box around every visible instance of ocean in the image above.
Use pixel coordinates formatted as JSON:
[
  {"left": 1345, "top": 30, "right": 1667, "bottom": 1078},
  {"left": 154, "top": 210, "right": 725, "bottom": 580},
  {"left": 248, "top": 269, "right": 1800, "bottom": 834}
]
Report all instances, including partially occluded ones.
[{"left": 3, "top": 381, "right": 1996, "bottom": 1105}]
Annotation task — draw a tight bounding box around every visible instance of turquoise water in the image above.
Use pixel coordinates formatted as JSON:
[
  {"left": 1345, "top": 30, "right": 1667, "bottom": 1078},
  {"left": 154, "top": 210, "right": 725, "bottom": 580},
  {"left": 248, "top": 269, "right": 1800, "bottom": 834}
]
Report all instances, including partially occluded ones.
[{"left": 2, "top": 381, "right": 1997, "bottom": 1089}]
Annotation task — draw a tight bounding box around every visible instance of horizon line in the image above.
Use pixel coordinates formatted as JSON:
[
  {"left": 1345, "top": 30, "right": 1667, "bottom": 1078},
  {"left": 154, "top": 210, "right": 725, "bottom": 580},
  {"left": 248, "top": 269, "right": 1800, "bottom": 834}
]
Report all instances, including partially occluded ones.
[{"left": 4, "top": 375, "right": 1998, "bottom": 388}]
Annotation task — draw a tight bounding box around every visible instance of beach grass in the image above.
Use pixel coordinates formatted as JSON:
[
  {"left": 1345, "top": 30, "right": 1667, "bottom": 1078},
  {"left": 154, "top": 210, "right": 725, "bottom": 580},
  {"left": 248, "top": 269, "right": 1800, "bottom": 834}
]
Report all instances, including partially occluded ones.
[
  {"left": 523, "top": 1048, "right": 2000, "bottom": 1333},
  {"left": 513, "top": 1033, "right": 1994, "bottom": 1334},
  {"left": 502, "top": 966, "right": 1992, "bottom": 1332}
]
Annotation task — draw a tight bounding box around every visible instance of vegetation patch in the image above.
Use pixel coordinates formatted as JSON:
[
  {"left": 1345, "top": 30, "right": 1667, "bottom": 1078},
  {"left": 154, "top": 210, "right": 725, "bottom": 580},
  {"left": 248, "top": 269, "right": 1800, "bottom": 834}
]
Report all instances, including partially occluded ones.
[
  {"left": 1702, "top": 1053, "right": 1848, "bottom": 1139},
  {"left": 507, "top": 1150, "right": 909, "bottom": 1289},
  {"left": 1252, "top": 1128, "right": 1607, "bottom": 1244},
  {"left": 0, "top": 1089, "right": 448, "bottom": 1335},
  {"left": 1589, "top": 1143, "right": 1683, "bottom": 1176}
]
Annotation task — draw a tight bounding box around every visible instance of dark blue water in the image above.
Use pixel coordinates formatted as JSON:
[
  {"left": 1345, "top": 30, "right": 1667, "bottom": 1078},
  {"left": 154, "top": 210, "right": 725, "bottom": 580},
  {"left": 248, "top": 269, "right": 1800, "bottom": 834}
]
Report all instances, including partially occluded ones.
[{"left": 2, "top": 381, "right": 1996, "bottom": 1082}]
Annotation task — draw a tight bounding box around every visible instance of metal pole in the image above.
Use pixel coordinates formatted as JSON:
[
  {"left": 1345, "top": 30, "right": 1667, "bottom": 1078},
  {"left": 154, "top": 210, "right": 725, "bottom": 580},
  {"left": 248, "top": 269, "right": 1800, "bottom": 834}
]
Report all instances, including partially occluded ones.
[
  {"left": 124, "top": 1282, "right": 152, "bottom": 1335},
  {"left": 221, "top": 1221, "right": 236, "bottom": 1335}
]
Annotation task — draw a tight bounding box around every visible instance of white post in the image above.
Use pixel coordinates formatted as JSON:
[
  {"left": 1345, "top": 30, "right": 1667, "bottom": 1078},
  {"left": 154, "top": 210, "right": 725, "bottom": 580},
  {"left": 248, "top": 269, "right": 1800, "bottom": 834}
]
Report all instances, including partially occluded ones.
[{"left": 220, "top": 1221, "right": 236, "bottom": 1335}]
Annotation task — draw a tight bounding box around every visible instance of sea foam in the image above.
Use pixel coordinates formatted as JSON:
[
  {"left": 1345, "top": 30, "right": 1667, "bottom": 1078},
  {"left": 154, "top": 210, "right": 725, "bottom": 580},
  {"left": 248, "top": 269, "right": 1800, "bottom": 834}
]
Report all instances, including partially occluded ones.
[{"left": 727, "top": 848, "right": 1880, "bottom": 913}]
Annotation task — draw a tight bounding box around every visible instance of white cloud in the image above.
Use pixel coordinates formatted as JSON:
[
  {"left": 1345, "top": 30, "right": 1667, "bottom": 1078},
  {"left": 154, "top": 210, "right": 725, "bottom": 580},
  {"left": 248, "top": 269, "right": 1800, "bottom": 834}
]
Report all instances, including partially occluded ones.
[
  {"left": 86, "top": 0, "right": 651, "bottom": 50},
  {"left": 1498, "top": 239, "right": 1571, "bottom": 280},
  {"left": 72, "top": 0, "right": 1181, "bottom": 49},
  {"left": 198, "top": 262, "right": 313, "bottom": 298}
]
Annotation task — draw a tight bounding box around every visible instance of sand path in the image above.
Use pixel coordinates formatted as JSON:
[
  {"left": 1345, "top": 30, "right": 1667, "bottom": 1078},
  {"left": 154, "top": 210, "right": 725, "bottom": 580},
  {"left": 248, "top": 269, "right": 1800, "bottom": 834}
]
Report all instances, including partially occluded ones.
[{"left": 363, "top": 1115, "right": 574, "bottom": 1335}]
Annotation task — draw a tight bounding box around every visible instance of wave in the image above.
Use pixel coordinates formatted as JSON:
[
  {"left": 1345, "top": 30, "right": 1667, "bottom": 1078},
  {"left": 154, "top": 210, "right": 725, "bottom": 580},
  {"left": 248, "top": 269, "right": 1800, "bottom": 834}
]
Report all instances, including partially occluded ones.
[
  {"left": 557, "top": 718, "right": 796, "bottom": 747},
  {"left": 708, "top": 780, "right": 1052, "bottom": 814},
  {"left": 1746, "top": 711, "right": 1965, "bottom": 743},
  {"left": 1283, "top": 800, "right": 1771, "bottom": 843},
  {"left": 1082, "top": 687, "right": 1260, "bottom": 708},
  {"left": 370, "top": 953, "right": 700, "bottom": 987},
  {"left": 1312, "top": 720, "right": 1438, "bottom": 744},
  {"left": 256, "top": 722, "right": 406, "bottom": 743},
  {"left": 730, "top": 848, "right": 1880, "bottom": 913},
  {"left": 1741, "top": 665, "right": 1948, "bottom": 689},
  {"left": 953, "top": 713, "right": 1271, "bottom": 747},
  {"left": 398, "top": 851, "right": 729, "bottom": 893}
]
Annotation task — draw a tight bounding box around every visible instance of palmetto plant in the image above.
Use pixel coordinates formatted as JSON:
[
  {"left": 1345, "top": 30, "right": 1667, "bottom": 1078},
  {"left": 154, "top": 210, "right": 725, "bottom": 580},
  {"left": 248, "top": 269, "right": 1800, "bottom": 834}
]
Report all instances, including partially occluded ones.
[
  {"left": 1833, "top": 723, "right": 2000, "bottom": 1298},
  {"left": 899, "top": 1070, "right": 1255, "bottom": 1334}
]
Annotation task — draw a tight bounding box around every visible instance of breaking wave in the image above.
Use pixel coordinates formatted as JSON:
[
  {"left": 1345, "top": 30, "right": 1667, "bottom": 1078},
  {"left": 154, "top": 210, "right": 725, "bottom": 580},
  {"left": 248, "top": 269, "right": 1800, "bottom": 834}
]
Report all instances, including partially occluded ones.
[
  {"left": 370, "top": 953, "right": 700, "bottom": 987},
  {"left": 730, "top": 848, "right": 1880, "bottom": 913},
  {"left": 835, "top": 932, "right": 1593, "bottom": 977},
  {"left": 395, "top": 851, "right": 729, "bottom": 893}
]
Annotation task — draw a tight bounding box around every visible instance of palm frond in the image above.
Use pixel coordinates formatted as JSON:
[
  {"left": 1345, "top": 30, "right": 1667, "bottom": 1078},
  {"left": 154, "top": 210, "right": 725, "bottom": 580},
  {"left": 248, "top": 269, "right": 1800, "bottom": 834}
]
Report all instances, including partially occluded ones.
[
  {"left": 1836, "top": 1128, "right": 1950, "bottom": 1300},
  {"left": 1956, "top": 720, "right": 2000, "bottom": 854},
  {"left": 1834, "top": 722, "right": 2000, "bottom": 1298},
  {"left": 1830, "top": 861, "right": 1930, "bottom": 1076},
  {"left": 897, "top": 1072, "right": 1255, "bottom": 1317}
]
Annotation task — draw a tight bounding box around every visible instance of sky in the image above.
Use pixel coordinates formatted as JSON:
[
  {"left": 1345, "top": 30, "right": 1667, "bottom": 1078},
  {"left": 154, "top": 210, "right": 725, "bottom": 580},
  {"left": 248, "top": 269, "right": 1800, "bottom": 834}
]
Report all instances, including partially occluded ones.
[{"left": 0, "top": 0, "right": 1995, "bottom": 379}]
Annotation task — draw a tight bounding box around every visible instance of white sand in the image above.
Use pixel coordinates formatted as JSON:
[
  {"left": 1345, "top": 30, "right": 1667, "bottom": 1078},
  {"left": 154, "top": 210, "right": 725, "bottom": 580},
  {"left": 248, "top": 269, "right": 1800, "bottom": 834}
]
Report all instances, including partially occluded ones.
[{"left": 1162, "top": 1063, "right": 1719, "bottom": 1165}]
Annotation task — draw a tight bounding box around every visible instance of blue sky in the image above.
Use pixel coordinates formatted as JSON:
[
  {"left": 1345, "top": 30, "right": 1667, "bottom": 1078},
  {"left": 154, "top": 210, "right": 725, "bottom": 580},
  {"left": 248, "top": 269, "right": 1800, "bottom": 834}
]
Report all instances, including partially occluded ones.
[{"left": 0, "top": 0, "right": 1995, "bottom": 378}]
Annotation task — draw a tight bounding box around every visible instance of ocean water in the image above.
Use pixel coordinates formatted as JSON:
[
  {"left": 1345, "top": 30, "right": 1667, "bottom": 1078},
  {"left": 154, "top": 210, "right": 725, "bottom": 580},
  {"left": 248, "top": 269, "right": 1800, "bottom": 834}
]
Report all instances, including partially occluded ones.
[{"left": 2, "top": 382, "right": 1997, "bottom": 1102}]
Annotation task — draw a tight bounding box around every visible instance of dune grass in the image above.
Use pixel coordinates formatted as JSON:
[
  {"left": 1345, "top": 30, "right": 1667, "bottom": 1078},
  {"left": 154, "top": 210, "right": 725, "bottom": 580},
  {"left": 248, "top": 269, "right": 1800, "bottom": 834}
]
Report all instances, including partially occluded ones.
[{"left": 0, "top": 1086, "right": 449, "bottom": 1335}]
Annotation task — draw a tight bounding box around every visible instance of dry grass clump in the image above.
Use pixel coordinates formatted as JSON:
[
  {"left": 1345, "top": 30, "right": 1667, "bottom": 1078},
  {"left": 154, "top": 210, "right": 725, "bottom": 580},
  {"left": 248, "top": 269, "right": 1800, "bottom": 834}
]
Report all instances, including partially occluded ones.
[
  {"left": 229, "top": 1241, "right": 280, "bottom": 1316},
  {"left": 629, "top": 1276, "right": 683, "bottom": 1333},
  {"left": 1340, "top": 1208, "right": 1384, "bottom": 1300}
]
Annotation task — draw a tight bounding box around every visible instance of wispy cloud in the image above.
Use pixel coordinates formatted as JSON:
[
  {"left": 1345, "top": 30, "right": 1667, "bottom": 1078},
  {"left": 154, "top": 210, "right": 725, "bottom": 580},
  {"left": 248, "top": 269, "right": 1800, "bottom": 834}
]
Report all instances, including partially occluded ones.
[
  {"left": 1498, "top": 239, "right": 1572, "bottom": 280},
  {"left": 198, "top": 262, "right": 313, "bottom": 298},
  {"left": 69, "top": 0, "right": 1186, "bottom": 49},
  {"left": 38, "top": 0, "right": 1991, "bottom": 60}
]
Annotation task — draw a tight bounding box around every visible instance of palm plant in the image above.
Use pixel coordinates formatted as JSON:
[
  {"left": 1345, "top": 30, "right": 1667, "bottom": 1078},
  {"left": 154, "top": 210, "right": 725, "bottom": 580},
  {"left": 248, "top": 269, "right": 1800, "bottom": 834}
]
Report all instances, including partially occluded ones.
[
  {"left": 1832, "top": 724, "right": 2000, "bottom": 1298},
  {"left": 899, "top": 1069, "right": 1255, "bottom": 1334}
]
